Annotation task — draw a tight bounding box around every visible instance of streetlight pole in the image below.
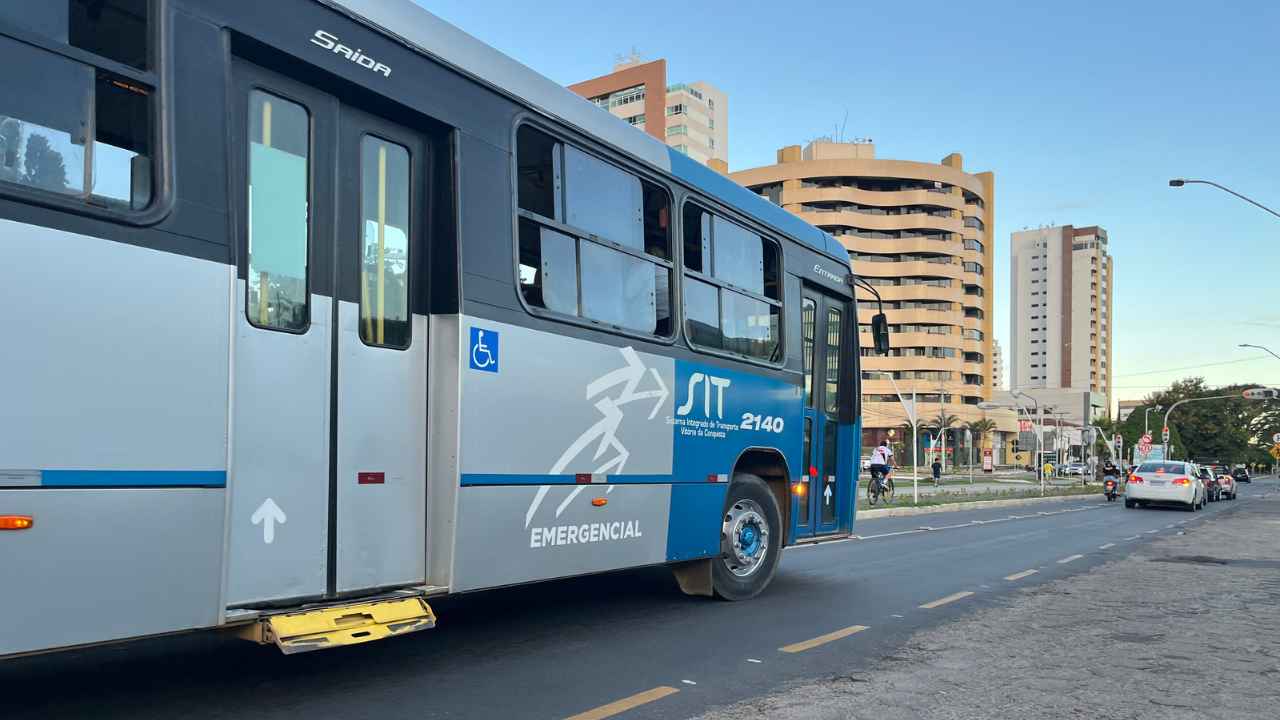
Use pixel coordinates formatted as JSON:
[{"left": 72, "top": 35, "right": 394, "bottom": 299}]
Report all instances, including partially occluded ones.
[
  {"left": 1012, "top": 390, "right": 1044, "bottom": 496},
  {"left": 1144, "top": 405, "right": 1164, "bottom": 437},
  {"left": 1169, "top": 179, "right": 1280, "bottom": 220},
  {"left": 869, "top": 371, "right": 919, "bottom": 504},
  {"left": 1239, "top": 343, "right": 1280, "bottom": 362}
]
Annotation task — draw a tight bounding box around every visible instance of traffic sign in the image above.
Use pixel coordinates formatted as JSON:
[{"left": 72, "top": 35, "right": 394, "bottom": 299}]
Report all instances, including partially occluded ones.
[
  {"left": 1272, "top": 432, "right": 1280, "bottom": 445},
  {"left": 1138, "top": 433, "right": 1152, "bottom": 455}
]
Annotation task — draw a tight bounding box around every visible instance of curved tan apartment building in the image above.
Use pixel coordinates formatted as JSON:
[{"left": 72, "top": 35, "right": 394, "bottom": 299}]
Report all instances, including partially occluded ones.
[{"left": 733, "top": 141, "right": 1009, "bottom": 462}]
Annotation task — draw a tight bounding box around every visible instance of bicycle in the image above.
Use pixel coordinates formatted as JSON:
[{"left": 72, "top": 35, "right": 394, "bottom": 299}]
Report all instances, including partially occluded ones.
[{"left": 866, "top": 466, "right": 895, "bottom": 505}]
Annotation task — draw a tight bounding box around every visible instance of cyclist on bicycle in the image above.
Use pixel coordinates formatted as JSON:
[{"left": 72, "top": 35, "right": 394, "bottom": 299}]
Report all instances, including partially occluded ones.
[{"left": 869, "top": 441, "right": 894, "bottom": 491}]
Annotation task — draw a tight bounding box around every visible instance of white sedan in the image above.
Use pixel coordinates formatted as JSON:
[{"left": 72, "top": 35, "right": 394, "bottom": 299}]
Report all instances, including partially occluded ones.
[{"left": 1125, "top": 460, "right": 1205, "bottom": 511}]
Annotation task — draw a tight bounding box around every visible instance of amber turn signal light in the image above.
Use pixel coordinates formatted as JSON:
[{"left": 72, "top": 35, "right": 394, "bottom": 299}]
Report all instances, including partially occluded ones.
[{"left": 0, "top": 515, "right": 34, "bottom": 530}]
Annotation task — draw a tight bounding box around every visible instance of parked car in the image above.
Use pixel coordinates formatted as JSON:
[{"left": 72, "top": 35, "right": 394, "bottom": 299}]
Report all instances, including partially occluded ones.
[
  {"left": 1125, "top": 460, "right": 1205, "bottom": 511},
  {"left": 1196, "top": 466, "right": 1220, "bottom": 502},
  {"left": 1232, "top": 467, "right": 1251, "bottom": 484},
  {"left": 1216, "top": 468, "right": 1237, "bottom": 500}
]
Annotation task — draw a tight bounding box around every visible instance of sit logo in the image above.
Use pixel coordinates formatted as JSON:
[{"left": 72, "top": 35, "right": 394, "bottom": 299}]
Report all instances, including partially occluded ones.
[{"left": 676, "top": 372, "right": 731, "bottom": 419}]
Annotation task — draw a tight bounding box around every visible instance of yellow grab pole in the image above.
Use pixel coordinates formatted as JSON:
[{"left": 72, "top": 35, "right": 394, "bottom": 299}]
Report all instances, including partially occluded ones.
[
  {"left": 258, "top": 100, "right": 273, "bottom": 326},
  {"left": 376, "top": 144, "right": 386, "bottom": 344}
]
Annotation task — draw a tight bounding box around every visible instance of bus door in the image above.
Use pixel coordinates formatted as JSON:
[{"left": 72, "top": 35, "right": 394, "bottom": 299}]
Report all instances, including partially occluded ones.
[
  {"left": 226, "top": 59, "right": 428, "bottom": 606},
  {"left": 795, "top": 287, "right": 850, "bottom": 538}
]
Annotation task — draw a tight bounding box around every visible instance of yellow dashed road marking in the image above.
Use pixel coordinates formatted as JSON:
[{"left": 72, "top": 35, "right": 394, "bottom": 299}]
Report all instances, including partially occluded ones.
[
  {"left": 564, "top": 686, "right": 679, "bottom": 720},
  {"left": 919, "top": 591, "right": 974, "bottom": 609},
  {"left": 779, "top": 625, "right": 869, "bottom": 653}
]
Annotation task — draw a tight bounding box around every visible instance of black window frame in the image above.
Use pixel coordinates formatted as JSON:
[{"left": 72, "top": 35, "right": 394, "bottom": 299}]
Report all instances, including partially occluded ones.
[
  {"left": 511, "top": 117, "right": 677, "bottom": 344},
  {"left": 678, "top": 197, "right": 786, "bottom": 367},
  {"left": 0, "top": 1, "right": 168, "bottom": 225}
]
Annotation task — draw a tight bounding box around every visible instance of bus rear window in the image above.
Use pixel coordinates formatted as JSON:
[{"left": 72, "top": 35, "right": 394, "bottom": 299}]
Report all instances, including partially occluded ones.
[{"left": 1136, "top": 462, "right": 1184, "bottom": 474}]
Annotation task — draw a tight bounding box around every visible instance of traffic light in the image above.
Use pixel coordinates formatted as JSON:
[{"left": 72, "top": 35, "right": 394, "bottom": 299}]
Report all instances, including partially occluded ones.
[{"left": 1242, "top": 388, "right": 1280, "bottom": 400}]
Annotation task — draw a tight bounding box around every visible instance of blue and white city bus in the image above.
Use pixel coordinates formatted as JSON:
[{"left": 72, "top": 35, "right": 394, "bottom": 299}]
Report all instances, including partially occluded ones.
[{"left": 0, "top": 0, "right": 887, "bottom": 657}]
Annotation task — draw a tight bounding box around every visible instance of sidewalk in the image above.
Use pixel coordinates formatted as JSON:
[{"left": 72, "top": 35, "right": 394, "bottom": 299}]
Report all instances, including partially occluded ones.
[{"left": 698, "top": 492, "right": 1280, "bottom": 719}]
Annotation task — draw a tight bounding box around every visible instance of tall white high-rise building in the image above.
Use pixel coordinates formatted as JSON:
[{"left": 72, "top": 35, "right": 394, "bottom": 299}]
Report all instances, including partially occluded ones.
[
  {"left": 1009, "top": 225, "right": 1114, "bottom": 419},
  {"left": 992, "top": 339, "right": 1004, "bottom": 391}
]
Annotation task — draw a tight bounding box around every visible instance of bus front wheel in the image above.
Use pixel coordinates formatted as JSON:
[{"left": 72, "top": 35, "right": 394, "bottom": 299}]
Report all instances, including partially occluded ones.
[{"left": 713, "top": 473, "right": 782, "bottom": 601}]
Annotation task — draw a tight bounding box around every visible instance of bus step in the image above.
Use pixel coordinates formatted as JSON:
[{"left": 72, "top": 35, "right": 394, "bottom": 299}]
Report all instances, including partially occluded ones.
[{"left": 248, "top": 597, "right": 436, "bottom": 654}]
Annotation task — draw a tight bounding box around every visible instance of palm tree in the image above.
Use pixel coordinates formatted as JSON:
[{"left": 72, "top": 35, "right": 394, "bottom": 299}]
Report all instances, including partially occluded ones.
[
  {"left": 963, "top": 418, "right": 997, "bottom": 471},
  {"left": 926, "top": 410, "right": 959, "bottom": 471},
  {"left": 963, "top": 418, "right": 997, "bottom": 447}
]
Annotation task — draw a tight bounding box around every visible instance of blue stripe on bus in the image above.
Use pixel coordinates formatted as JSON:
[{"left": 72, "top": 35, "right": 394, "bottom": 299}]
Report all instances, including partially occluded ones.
[
  {"left": 40, "top": 470, "right": 227, "bottom": 487},
  {"left": 460, "top": 473, "right": 688, "bottom": 487}
]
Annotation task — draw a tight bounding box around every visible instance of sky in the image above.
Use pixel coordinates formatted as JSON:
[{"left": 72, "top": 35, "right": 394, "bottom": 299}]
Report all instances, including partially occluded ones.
[{"left": 420, "top": 0, "right": 1280, "bottom": 403}]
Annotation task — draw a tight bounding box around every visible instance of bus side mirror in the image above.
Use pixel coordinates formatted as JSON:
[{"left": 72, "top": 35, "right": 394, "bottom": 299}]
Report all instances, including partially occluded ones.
[{"left": 872, "top": 313, "right": 890, "bottom": 355}]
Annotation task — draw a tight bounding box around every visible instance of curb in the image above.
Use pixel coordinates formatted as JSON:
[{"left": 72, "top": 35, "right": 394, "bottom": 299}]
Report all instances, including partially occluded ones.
[{"left": 857, "top": 492, "right": 1102, "bottom": 519}]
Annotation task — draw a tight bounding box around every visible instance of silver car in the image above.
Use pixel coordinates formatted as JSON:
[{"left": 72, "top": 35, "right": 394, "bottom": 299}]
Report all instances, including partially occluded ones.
[{"left": 1125, "top": 460, "right": 1205, "bottom": 511}]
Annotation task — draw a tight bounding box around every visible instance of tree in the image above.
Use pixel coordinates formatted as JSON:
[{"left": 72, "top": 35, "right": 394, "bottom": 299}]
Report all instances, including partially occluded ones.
[
  {"left": 963, "top": 418, "right": 996, "bottom": 446},
  {"left": 1109, "top": 378, "right": 1280, "bottom": 465},
  {"left": 21, "top": 132, "right": 69, "bottom": 194},
  {"left": 926, "top": 410, "right": 959, "bottom": 470}
]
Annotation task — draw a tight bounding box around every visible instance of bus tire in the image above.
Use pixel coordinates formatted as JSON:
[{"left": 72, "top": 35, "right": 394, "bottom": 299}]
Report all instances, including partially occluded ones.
[{"left": 713, "top": 473, "right": 782, "bottom": 601}]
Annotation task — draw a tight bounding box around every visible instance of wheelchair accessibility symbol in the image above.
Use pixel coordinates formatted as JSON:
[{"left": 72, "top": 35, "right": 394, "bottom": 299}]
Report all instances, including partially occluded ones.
[{"left": 469, "top": 327, "right": 499, "bottom": 373}]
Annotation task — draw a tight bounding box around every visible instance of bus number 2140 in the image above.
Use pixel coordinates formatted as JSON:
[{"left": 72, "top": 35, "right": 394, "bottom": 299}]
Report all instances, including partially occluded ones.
[{"left": 740, "top": 413, "right": 784, "bottom": 433}]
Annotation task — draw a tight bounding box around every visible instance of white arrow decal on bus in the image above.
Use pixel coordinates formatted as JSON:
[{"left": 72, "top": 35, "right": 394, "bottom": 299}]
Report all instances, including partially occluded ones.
[
  {"left": 526, "top": 347, "right": 669, "bottom": 528},
  {"left": 251, "top": 498, "right": 287, "bottom": 544}
]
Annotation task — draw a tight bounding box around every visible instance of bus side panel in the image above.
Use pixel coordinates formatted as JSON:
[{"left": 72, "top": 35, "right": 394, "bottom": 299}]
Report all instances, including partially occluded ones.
[
  {"left": 451, "top": 316, "right": 801, "bottom": 589},
  {"left": 669, "top": 359, "right": 803, "bottom": 487},
  {"left": 0, "top": 219, "right": 231, "bottom": 655},
  {"left": 451, "top": 484, "right": 672, "bottom": 592},
  {"left": 0, "top": 489, "right": 224, "bottom": 656},
  {"left": 457, "top": 318, "right": 676, "bottom": 483},
  {"left": 664, "top": 483, "right": 728, "bottom": 563}
]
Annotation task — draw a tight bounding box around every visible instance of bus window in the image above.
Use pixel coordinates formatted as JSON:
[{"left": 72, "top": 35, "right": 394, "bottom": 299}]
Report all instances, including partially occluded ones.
[
  {"left": 359, "top": 135, "right": 411, "bottom": 348},
  {"left": 824, "top": 306, "right": 843, "bottom": 415},
  {"left": 515, "top": 124, "right": 674, "bottom": 338},
  {"left": 0, "top": 3, "right": 153, "bottom": 211},
  {"left": 516, "top": 125, "right": 559, "bottom": 220},
  {"left": 722, "top": 292, "right": 780, "bottom": 359},
  {"left": 1, "top": 0, "right": 149, "bottom": 70},
  {"left": 564, "top": 145, "right": 642, "bottom": 251},
  {"left": 681, "top": 203, "right": 783, "bottom": 362},
  {"left": 247, "top": 90, "right": 309, "bottom": 332},
  {"left": 0, "top": 36, "right": 91, "bottom": 199},
  {"left": 92, "top": 73, "right": 151, "bottom": 209},
  {"left": 518, "top": 218, "right": 578, "bottom": 316},
  {"left": 802, "top": 298, "right": 816, "bottom": 406},
  {"left": 682, "top": 203, "right": 710, "bottom": 273}
]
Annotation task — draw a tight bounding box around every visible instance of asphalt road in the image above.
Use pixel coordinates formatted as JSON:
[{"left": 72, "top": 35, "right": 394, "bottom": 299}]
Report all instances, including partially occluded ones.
[{"left": 6, "top": 476, "right": 1276, "bottom": 720}]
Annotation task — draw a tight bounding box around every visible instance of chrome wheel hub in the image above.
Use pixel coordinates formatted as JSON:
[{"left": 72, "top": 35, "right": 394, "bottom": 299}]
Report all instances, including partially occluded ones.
[{"left": 722, "top": 499, "right": 769, "bottom": 578}]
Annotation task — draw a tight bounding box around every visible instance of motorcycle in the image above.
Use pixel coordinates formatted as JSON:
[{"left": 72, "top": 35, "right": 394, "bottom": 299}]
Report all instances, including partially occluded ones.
[{"left": 1103, "top": 473, "right": 1120, "bottom": 502}]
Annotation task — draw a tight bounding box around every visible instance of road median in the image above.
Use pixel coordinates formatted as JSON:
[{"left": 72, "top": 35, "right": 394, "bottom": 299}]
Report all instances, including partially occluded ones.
[{"left": 858, "top": 486, "right": 1100, "bottom": 518}]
